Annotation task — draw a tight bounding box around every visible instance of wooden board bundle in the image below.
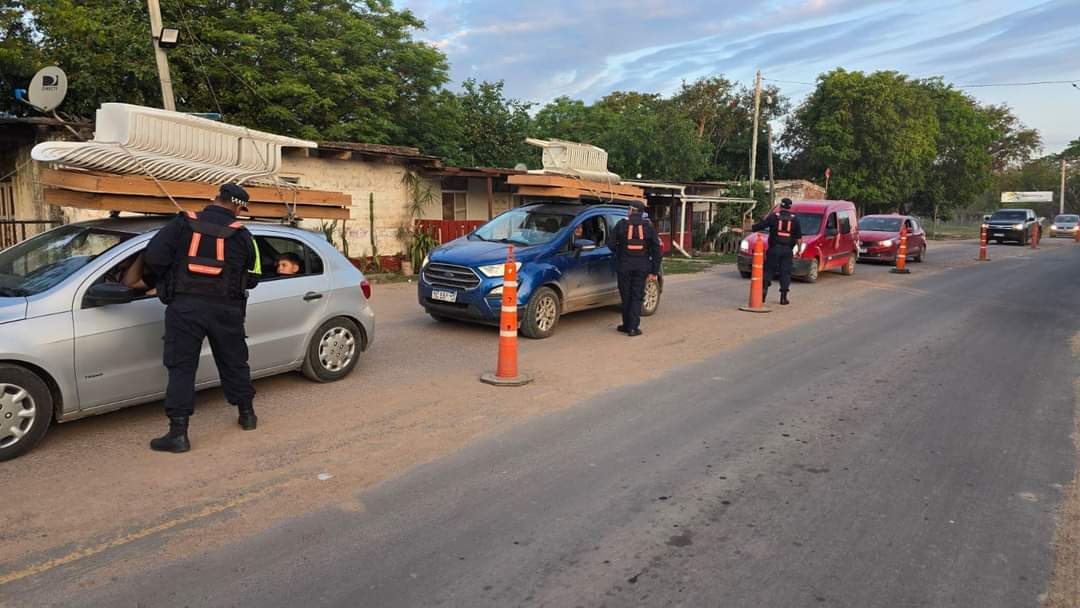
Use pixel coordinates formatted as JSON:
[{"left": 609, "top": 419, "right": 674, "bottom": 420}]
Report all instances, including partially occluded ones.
[
  {"left": 507, "top": 174, "right": 645, "bottom": 203},
  {"left": 39, "top": 168, "right": 351, "bottom": 220}
]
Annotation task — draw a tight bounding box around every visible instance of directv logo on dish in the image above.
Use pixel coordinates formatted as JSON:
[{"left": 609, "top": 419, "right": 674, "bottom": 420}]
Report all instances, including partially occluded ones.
[{"left": 41, "top": 74, "right": 60, "bottom": 90}]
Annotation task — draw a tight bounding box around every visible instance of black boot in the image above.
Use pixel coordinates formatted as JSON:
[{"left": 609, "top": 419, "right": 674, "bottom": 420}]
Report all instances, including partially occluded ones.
[
  {"left": 238, "top": 405, "right": 258, "bottom": 431},
  {"left": 616, "top": 325, "right": 629, "bottom": 334},
  {"left": 150, "top": 416, "right": 190, "bottom": 453},
  {"left": 780, "top": 292, "right": 790, "bottom": 305}
]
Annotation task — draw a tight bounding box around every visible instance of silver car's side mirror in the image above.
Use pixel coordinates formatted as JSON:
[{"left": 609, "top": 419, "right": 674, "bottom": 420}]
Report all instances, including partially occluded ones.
[{"left": 84, "top": 282, "right": 138, "bottom": 308}]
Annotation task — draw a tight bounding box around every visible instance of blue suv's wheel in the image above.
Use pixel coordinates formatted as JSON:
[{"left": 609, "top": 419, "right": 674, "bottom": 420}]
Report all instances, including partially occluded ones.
[
  {"left": 521, "top": 286, "right": 561, "bottom": 339},
  {"left": 641, "top": 276, "right": 661, "bottom": 316}
]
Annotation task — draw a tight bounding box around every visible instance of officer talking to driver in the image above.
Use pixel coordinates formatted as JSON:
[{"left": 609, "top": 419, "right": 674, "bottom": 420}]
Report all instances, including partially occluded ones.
[
  {"left": 613, "top": 200, "right": 661, "bottom": 336},
  {"left": 144, "top": 183, "right": 261, "bottom": 453},
  {"left": 752, "top": 197, "right": 802, "bottom": 305}
]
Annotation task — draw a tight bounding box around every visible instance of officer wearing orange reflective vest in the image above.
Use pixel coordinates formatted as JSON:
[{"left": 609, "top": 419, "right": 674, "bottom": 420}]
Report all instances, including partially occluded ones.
[
  {"left": 752, "top": 197, "right": 802, "bottom": 305},
  {"left": 613, "top": 201, "right": 661, "bottom": 336},
  {"left": 143, "top": 183, "right": 262, "bottom": 453}
]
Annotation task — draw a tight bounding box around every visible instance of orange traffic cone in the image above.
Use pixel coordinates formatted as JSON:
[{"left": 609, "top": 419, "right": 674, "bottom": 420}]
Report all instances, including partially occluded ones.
[
  {"left": 891, "top": 224, "right": 911, "bottom": 274},
  {"left": 739, "top": 238, "right": 771, "bottom": 313},
  {"left": 1031, "top": 223, "right": 1039, "bottom": 250},
  {"left": 481, "top": 246, "right": 532, "bottom": 386},
  {"left": 977, "top": 224, "right": 990, "bottom": 261}
]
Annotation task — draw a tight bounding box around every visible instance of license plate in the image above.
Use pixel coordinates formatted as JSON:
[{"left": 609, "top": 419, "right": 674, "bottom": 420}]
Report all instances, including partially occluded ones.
[
  {"left": 431, "top": 289, "right": 457, "bottom": 303},
  {"left": 858, "top": 247, "right": 867, "bottom": 254},
  {"left": 992, "top": 232, "right": 1004, "bottom": 237}
]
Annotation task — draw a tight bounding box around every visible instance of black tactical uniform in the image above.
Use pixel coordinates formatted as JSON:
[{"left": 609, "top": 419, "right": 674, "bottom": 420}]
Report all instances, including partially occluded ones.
[
  {"left": 144, "top": 184, "right": 261, "bottom": 453},
  {"left": 613, "top": 203, "right": 661, "bottom": 336},
  {"left": 752, "top": 198, "right": 803, "bottom": 305}
]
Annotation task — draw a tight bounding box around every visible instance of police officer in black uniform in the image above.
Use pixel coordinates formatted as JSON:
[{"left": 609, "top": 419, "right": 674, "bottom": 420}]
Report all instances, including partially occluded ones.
[
  {"left": 144, "top": 183, "right": 261, "bottom": 453},
  {"left": 613, "top": 201, "right": 661, "bottom": 336},
  {"left": 752, "top": 197, "right": 802, "bottom": 305}
]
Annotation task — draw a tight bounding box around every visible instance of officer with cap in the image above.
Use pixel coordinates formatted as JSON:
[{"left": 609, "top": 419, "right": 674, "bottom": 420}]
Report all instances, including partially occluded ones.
[
  {"left": 143, "top": 183, "right": 262, "bottom": 453},
  {"left": 752, "top": 197, "right": 802, "bottom": 305},
  {"left": 613, "top": 201, "right": 661, "bottom": 336}
]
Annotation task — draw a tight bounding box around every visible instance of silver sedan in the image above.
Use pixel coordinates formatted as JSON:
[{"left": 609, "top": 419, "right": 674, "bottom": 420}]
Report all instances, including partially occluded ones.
[{"left": 0, "top": 217, "right": 374, "bottom": 460}]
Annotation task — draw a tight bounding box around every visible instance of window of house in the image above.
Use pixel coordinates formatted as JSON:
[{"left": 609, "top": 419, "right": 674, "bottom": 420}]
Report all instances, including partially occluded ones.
[
  {"left": 442, "top": 192, "right": 467, "bottom": 220},
  {"left": 255, "top": 236, "right": 324, "bottom": 279}
]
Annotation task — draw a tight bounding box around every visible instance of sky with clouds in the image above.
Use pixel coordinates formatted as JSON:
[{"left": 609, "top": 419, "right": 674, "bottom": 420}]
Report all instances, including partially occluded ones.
[{"left": 396, "top": 0, "right": 1080, "bottom": 153}]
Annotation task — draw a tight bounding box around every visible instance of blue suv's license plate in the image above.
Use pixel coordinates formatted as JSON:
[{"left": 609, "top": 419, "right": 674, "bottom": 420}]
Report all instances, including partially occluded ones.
[{"left": 431, "top": 289, "right": 457, "bottom": 303}]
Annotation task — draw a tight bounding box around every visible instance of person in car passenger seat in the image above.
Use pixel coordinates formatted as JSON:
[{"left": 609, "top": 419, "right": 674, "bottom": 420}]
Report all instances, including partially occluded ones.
[{"left": 276, "top": 252, "right": 303, "bottom": 276}]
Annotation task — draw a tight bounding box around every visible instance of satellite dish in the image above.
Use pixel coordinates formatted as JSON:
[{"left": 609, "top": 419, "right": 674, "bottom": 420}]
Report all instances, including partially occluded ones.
[
  {"left": 27, "top": 66, "right": 68, "bottom": 112},
  {"left": 514, "top": 163, "right": 528, "bottom": 171}
]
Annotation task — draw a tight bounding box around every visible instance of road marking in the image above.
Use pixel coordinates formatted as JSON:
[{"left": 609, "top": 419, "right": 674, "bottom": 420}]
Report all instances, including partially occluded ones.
[{"left": 0, "top": 484, "right": 281, "bottom": 587}]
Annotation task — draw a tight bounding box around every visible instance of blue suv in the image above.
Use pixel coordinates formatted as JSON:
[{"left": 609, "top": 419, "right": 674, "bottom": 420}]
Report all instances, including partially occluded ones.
[{"left": 418, "top": 202, "right": 662, "bottom": 338}]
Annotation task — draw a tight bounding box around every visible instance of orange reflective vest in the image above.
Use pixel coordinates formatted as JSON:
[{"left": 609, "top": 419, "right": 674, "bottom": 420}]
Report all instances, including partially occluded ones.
[
  {"left": 624, "top": 222, "right": 646, "bottom": 255},
  {"left": 184, "top": 210, "right": 243, "bottom": 277}
]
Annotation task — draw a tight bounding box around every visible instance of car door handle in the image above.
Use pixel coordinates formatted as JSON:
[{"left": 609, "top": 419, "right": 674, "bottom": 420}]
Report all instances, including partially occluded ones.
[{"left": 303, "top": 292, "right": 323, "bottom": 301}]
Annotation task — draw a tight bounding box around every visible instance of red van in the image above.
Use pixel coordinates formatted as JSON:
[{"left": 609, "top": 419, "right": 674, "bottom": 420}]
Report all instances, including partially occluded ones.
[{"left": 737, "top": 200, "right": 859, "bottom": 283}]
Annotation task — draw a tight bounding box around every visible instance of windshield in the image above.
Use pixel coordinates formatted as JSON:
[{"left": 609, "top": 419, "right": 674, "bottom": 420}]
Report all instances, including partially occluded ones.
[
  {"left": 0, "top": 226, "right": 132, "bottom": 296},
  {"left": 1055, "top": 215, "right": 1078, "bottom": 223},
  {"left": 990, "top": 211, "right": 1026, "bottom": 221},
  {"left": 795, "top": 213, "right": 823, "bottom": 235},
  {"left": 470, "top": 208, "right": 575, "bottom": 246},
  {"left": 858, "top": 217, "right": 902, "bottom": 232}
]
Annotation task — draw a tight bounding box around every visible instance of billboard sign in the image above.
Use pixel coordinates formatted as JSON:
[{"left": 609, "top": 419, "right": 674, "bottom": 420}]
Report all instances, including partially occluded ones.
[{"left": 1000, "top": 191, "right": 1053, "bottom": 203}]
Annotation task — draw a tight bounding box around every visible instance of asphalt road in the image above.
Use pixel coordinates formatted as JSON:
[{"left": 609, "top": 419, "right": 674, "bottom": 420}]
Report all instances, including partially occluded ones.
[{"left": 9, "top": 239, "right": 1080, "bottom": 607}]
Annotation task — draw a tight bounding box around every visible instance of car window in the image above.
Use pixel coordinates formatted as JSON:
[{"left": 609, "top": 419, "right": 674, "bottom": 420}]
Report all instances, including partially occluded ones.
[
  {"left": 255, "top": 235, "right": 324, "bottom": 280},
  {"left": 573, "top": 215, "right": 608, "bottom": 247},
  {"left": 795, "top": 213, "right": 823, "bottom": 235},
  {"left": 826, "top": 213, "right": 838, "bottom": 233},
  {"left": 86, "top": 248, "right": 158, "bottom": 306},
  {"left": 910, "top": 219, "right": 920, "bottom": 232},
  {"left": 0, "top": 226, "right": 132, "bottom": 297},
  {"left": 605, "top": 213, "right": 627, "bottom": 233},
  {"left": 838, "top": 211, "right": 852, "bottom": 235}
]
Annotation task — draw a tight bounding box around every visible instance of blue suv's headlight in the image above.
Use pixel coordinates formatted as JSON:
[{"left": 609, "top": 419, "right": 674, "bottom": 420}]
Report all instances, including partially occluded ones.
[{"left": 477, "top": 262, "right": 521, "bottom": 278}]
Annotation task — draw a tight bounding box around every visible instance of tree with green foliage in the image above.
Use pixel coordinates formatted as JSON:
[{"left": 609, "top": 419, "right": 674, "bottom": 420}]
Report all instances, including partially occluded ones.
[
  {"left": 783, "top": 69, "right": 940, "bottom": 213},
  {"left": 531, "top": 96, "right": 613, "bottom": 145},
  {"left": 911, "top": 80, "right": 995, "bottom": 224},
  {"left": 981, "top": 104, "right": 1042, "bottom": 172},
  {"left": 453, "top": 78, "right": 533, "bottom": 168},
  {"left": 5, "top": 0, "right": 450, "bottom": 146}
]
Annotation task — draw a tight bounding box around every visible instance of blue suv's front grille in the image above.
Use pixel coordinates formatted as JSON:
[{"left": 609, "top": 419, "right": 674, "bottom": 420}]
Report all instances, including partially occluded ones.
[{"left": 423, "top": 263, "right": 481, "bottom": 290}]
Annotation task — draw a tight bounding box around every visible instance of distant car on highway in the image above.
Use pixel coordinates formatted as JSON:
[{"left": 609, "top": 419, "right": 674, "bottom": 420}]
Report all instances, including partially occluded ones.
[
  {"left": 737, "top": 199, "right": 859, "bottom": 283},
  {"left": 419, "top": 202, "right": 662, "bottom": 339},
  {"left": 0, "top": 217, "right": 374, "bottom": 461},
  {"left": 857, "top": 214, "right": 927, "bottom": 263},
  {"left": 984, "top": 208, "right": 1038, "bottom": 245},
  {"left": 1050, "top": 214, "right": 1079, "bottom": 238}
]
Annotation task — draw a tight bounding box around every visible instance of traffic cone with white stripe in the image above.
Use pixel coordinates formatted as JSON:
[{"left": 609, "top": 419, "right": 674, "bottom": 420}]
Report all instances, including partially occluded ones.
[
  {"left": 739, "top": 238, "right": 771, "bottom": 313},
  {"left": 481, "top": 246, "right": 533, "bottom": 386},
  {"left": 891, "top": 224, "right": 911, "bottom": 274}
]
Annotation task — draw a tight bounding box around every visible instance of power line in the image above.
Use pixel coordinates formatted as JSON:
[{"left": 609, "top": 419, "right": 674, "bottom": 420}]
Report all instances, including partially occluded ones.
[
  {"left": 955, "top": 79, "right": 1079, "bottom": 88},
  {"left": 762, "top": 78, "right": 815, "bottom": 86}
]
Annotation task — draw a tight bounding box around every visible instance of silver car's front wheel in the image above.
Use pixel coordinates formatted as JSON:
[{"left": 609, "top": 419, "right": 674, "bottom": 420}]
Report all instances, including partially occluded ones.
[
  {"left": 303, "top": 317, "right": 363, "bottom": 382},
  {"left": 0, "top": 365, "right": 53, "bottom": 461}
]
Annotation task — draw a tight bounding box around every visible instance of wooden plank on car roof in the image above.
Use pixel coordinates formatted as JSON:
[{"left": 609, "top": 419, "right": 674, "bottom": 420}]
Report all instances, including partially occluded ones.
[{"left": 39, "top": 168, "right": 351, "bottom": 207}]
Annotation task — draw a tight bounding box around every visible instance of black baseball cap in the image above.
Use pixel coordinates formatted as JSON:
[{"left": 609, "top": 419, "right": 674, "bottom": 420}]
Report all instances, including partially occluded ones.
[
  {"left": 780, "top": 198, "right": 793, "bottom": 209},
  {"left": 218, "top": 183, "right": 250, "bottom": 209}
]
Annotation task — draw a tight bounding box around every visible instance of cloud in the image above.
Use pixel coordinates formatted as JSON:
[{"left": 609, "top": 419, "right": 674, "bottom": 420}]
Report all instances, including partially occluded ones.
[{"left": 395, "top": 0, "right": 1080, "bottom": 152}]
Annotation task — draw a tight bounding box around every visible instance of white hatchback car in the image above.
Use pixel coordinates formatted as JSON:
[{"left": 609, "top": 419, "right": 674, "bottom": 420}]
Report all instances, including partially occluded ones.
[{"left": 0, "top": 217, "right": 374, "bottom": 460}]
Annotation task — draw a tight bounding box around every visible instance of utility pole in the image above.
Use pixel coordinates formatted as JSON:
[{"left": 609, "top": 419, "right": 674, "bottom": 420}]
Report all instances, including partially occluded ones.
[
  {"left": 1062, "top": 158, "right": 1068, "bottom": 215},
  {"left": 146, "top": 0, "right": 176, "bottom": 111},
  {"left": 767, "top": 123, "right": 775, "bottom": 206},
  {"left": 749, "top": 69, "right": 762, "bottom": 190}
]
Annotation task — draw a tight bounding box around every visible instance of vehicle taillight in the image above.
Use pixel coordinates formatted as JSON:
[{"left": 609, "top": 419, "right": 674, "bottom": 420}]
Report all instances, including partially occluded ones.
[{"left": 361, "top": 279, "right": 371, "bottom": 300}]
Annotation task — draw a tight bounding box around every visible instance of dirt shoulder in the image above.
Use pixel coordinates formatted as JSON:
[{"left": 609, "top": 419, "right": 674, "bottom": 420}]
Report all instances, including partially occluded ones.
[{"left": 1043, "top": 334, "right": 1080, "bottom": 608}]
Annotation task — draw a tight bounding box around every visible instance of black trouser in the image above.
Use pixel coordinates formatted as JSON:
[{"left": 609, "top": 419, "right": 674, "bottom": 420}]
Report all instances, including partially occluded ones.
[
  {"left": 763, "top": 246, "right": 793, "bottom": 295},
  {"left": 163, "top": 297, "right": 254, "bottom": 418},
  {"left": 617, "top": 269, "right": 647, "bottom": 331}
]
